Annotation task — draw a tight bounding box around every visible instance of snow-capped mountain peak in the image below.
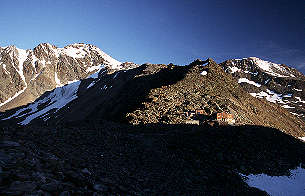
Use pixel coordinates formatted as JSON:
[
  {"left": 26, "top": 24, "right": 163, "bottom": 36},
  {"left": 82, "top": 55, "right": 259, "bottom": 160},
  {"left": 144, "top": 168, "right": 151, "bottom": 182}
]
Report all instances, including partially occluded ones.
[
  {"left": 220, "top": 57, "right": 305, "bottom": 122},
  {"left": 247, "top": 57, "right": 295, "bottom": 78},
  {"left": 0, "top": 43, "right": 126, "bottom": 111}
]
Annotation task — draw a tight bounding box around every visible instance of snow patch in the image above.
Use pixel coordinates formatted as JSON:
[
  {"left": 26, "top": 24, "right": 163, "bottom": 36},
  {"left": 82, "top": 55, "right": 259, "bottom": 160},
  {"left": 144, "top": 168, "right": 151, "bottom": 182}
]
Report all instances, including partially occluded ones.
[
  {"left": 238, "top": 78, "right": 261, "bottom": 87},
  {"left": 16, "top": 48, "right": 28, "bottom": 84},
  {"left": 201, "top": 71, "right": 207, "bottom": 76},
  {"left": 1, "top": 64, "right": 9, "bottom": 74},
  {"left": 0, "top": 87, "right": 27, "bottom": 107},
  {"left": 113, "top": 72, "right": 119, "bottom": 79},
  {"left": 102, "top": 85, "right": 107, "bottom": 90},
  {"left": 250, "top": 89, "right": 284, "bottom": 104},
  {"left": 54, "top": 72, "right": 62, "bottom": 87},
  {"left": 249, "top": 57, "right": 294, "bottom": 78},
  {"left": 91, "top": 47, "right": 121, "bottom": 69},
  {"left": 87, "top": 66, "right": 106, "bottom": 79},
  {"left": 295, "top": 97, "right": 305, "bottom": 103},
  {"left": 283, "top": 94, "right": 292, "bottom": 98},
  {"left": 293, "top": 88, "right": 303, "bottom": 92},
  {"left": 31, "top": 54, "right": 39, "bottom": 69},
  {"left": 244, "top": 71, "right": 259, "bottom": 76},
  {"left": 87, "top": 82, "right": 96, "bottom": 89},
  {"left": 299, "top": 137, "right": 305, "bottom": 142},
  {"left": 67, "top": 80, "right": 79, "bottom": 85},
  {"left": 281, "top": 105, "right": 295, "bottom": 109},
  {"left": 241, "top": 166, "right": 305, "bottom": 196},
  {"left": 229, "top": 67, "right": 240, "bottom": 73},
  {"left": 291, "top": 112, "right": 302, "bottom": 117},
  {"left": 86, "top": 64, "right": 104, "bottom": 73},
  {"left": 62, "top": 46, "right": 87, "bottom": 58},
  {"left": 5, "top": 81, "right": 81, "bottom": 125},
  {"left": 265, "top": 79, "right": 270, "bottom": 84}
]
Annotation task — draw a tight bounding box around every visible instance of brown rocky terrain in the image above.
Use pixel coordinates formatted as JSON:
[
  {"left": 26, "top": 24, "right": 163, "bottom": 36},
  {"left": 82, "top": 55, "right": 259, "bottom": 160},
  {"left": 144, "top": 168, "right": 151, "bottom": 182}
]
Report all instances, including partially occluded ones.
[
  {"left": 1, "top": 58, "right": 304, "bottom": 138},
  {"left": 0, "top": 118, "right": 305, "bottom": 195},
  {"left": 220, "top": 58, "right": 305, "bottom": 122},
  {"left": 122, "top": 59, "right": 305, "bottom": 137}
]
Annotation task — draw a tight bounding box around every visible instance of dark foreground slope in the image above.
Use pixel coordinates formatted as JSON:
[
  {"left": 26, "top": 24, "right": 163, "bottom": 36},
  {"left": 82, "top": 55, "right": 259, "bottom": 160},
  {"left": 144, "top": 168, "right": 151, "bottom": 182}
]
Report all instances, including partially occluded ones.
[{"left": 1, "top": 122, "right": 305, "bottom": 195}]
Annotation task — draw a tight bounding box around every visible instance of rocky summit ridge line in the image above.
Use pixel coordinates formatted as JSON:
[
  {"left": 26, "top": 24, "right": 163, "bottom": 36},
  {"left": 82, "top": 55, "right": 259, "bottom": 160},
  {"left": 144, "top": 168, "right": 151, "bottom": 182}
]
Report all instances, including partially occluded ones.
[
  {"left": 220, "top": 57, "right": 305, "bottom": 122},
  {"left": 0, "top": 57, "right": 304, "bottom": 139},
  {"left": 0, "top": 43, "right": 133, "bottom": 112}
]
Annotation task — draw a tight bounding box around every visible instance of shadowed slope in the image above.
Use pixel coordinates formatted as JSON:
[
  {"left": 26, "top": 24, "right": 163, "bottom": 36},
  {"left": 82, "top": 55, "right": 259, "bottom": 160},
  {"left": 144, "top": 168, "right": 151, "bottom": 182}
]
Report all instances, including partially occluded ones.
[{"left": 2, "top": 122, "right": 304, "bottom": 195}]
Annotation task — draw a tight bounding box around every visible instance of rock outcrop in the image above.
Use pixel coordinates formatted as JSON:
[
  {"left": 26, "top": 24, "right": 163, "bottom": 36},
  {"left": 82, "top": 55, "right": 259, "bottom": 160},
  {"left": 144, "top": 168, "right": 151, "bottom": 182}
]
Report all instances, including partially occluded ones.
[{"left": 220, "top": 57, "right": 305, "bottom": 122}]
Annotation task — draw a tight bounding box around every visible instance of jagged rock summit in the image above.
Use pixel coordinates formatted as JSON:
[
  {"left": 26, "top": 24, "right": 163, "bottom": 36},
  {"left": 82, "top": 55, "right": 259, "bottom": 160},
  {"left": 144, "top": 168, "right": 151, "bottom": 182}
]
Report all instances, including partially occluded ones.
[
  {"left": 0, "top": 43, "right": 133, "bottom": 111},
  {"left": 220, "top": 57, "right": 305, "bottom": 122}
]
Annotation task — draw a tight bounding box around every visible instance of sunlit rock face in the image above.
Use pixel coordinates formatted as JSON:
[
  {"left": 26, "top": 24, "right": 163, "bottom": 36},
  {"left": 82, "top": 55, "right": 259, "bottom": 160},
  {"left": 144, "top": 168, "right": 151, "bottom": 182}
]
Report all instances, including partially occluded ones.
[{"left": 0, "top": 43, "right": 126, "bottom": 111}]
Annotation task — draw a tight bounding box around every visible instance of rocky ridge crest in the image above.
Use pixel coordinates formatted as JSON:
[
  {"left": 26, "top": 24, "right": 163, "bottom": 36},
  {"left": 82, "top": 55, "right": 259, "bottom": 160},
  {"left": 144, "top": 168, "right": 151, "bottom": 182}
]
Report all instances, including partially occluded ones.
[
  {"left": 220, "top": 57, "right": 305, "bottom": 122},
  {"left": 0, "top": 43, "right": 126, "bottom": 111}
]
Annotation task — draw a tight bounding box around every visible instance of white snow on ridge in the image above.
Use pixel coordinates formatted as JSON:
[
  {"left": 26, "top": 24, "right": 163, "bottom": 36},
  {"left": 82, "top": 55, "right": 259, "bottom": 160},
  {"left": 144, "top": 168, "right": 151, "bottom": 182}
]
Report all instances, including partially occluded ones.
[
  {"left": 299, "top": 137, "right": 305, "bottom": 142},
  {"left": 238, "top": 78, "right": 261, "bottom": 87},
  {"left": 0, "top": 87, "right": 27, "bottom": 107},
  {"left": 91, "top": 47, "right": 121, "bottom": 69},
  {"left": 61, "top": 46, "right": 87, "bottom": 58},
  {"left": 295, "top": 97, "right": 305, "bottom": 103},
  {"left": 1, "top": 64, "right": 9, "bottom": 74},
  {"left": 59, "top": 44, "right": 121, "bottom": 69},
  {"left": 241, "top": 166, "right": 305, "bottom": 196},
  {"left": 250, "top": 89, "right": 285, "bottom": 104},
  {"left": 282, "top": 105, "right": 295, "bottom": 109},
  {"left": 248, "top": 57, "right": 294, "bottom": 78},
  {"left": 293, "top": 88, "right": 303, "bottom": 92},
  {"left": 86, "top": 68, "right": 108, "bottom": 89},
  {"left": 291, "top": 112, "right": 303, "bottom": 117},
  {"left": 31, "top": 53, "right": 39, "bottom": 69},
  {"left": 16, "top": 48, "right": 28, "bottom": 84},
  {"left": 229, "top": 67, "right": 240, "bottom": 73},
  {"left": 2, "top": 81, "right": 81, "bottom": 125},
  {"left": 86, "top": 64, "right": 105, "bottom": 73},
  {"left": 20, "top": 81, "right": 80, "bottom": 125},
  {"left": 87, "top": 66, "right": 106, "bottom": 79},
  {"left": 54, "top": 72, "right": 62, "bottom": 87},
  {"left": 0, "top": 43, "right": 121, "bottom": 109}
]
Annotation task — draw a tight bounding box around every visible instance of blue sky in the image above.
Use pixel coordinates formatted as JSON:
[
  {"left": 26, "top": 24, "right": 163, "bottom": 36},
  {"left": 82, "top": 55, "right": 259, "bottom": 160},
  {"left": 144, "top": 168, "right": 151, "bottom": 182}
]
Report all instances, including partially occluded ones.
[{"left": 0, "top": 0, "right": 304, "bottom": 73}]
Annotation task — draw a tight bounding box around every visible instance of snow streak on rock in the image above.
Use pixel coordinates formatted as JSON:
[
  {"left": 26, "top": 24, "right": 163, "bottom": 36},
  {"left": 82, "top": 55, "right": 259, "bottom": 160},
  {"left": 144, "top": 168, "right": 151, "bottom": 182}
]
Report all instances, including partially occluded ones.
[
  {"left": 238, "top": 78, "right": 261, "bottom": 87},
  {"left": 3, "top": 81, "right": 81, "bottom": 125}
]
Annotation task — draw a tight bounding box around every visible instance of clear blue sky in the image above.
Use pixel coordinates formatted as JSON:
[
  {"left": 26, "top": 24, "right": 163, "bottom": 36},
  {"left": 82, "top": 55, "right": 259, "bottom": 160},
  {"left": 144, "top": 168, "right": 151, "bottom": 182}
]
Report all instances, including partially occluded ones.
[{"left": 0, "top": 0, "right": 304, "bottom": 73}]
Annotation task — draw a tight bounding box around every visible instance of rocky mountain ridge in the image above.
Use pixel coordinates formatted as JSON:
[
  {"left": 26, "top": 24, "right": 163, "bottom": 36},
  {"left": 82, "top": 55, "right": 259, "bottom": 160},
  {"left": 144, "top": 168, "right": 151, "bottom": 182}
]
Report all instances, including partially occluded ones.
[
  {"left": 0, "top": 43, "right": 131, "bottom": 112},
  {"left": 0, "top": 46, "right": 305, "bottom": 195},
  {"left": 1, "top": 58, "right": 304, "bottom": 139},
  {"left": 220, "top": 57, "right": 305, "bottom": 122}
]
